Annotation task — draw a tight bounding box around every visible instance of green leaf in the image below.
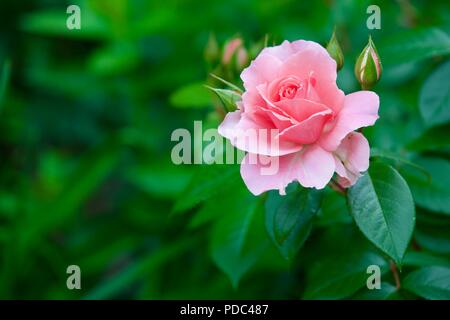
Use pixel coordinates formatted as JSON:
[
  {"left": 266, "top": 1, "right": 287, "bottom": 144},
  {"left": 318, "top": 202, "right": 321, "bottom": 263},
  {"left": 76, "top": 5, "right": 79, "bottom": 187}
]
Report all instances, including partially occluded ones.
[
  {"left": 126, "top": 161, "right": 192, "bottom": 199},
  {"left": 210, "top": 188, "right": 265, "bottom": 288},
  {"left": 188, "top": 192, "right": 226, "bottom": 229},
  {"left": 20, "top": 10, "right": 110, "bottom": 40},
  {"left": 416, "top": 224, "right": 450, "bottom": 255},
  {"left": 402, "top": 157, "right": 450, "bottom": 215},
  {"left": 370, "top": 148, "right": 430, "bottom": 182},
  {"left": 407, "top": 124, "right": 450, "bottom": 152},
  {"left": 88, "top": 42, "right": 140, "bottom": 75},
  {"left": 173, "top": 164, "right": 240, "bottom": 213},
  {"left": 209, "top": 73, "right": 243, "bottom": 93},
  {"left": 0, "top": 60, "right": 11, "bottom": 112},
  {"left": 170, "top": 82, "right": 212, "bottom": 109},
  {"left": 316, "top": 189, "right": 352, "bottom": 226},
  {"left": 381, "top": 28, "right": 450, "bottom": 65},
  {"left": 265, "top": 184, "right": 322, "bottom": 260},
  {"left": 304, "top": 249, "right": 389, "bottom": 299},
  {"left": 403, "top": 266, "right": 450, "bottom": 300},
  {"left": 205, "top": 86, "right": 241, "bottom": 112},
  {"left": 403, "top": 251, "right": 450, "bottom": 268},
  {"left": 347, "top": 162, "right": 415, "bottom": 265},
  {"left": 24, "top": 142, "right": 121, "bottom": 241},
  {"left": 352, "top": 282, "right": 399, "bottom": 300},
  {"left": 419, "top": 60, "right": 450, "bottom": 127},
  {"left": 84, "top": 238, "right": 197, "bottom": 299}
]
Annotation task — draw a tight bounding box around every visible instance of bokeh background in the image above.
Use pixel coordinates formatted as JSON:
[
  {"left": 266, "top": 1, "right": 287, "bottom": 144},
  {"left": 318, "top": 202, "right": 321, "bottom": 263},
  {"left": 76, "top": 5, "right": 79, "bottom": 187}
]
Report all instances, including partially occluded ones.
[{"left": 0, "top": 0, "right": 449, "bottom": 299}]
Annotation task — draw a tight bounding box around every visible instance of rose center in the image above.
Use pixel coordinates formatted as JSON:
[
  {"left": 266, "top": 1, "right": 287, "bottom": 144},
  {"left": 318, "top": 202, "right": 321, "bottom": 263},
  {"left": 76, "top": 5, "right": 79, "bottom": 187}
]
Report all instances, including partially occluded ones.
[
  {"left": 269, "top": 74, "right": 317, "bottom": 102},
  {"left": 279, "top": 83, "right": 300, "bottom": 100}
]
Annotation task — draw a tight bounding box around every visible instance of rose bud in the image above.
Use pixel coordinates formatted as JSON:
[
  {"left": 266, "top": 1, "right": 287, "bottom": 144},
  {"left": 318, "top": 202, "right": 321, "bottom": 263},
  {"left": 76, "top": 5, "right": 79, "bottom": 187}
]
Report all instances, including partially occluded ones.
[
  {"left": 222, "top": 37, "right": 243, "bottom": 65},
  {"left": 354, "top": 36, "right": 382, "bottom": 90},
  {"left": 204, "top": 32, "right": 220, "bottom": 66},
  {"left": 235, "top": 47, "right": 249, "bottom": 72},
  {"left": 326, "top": 29, "right": 344, "bottom": 71}
]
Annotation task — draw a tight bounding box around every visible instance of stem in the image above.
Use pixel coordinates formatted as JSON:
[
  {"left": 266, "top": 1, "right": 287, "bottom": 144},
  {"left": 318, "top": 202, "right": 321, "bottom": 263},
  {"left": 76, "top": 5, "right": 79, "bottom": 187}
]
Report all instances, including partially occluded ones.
[
  {"left": 390, "top": 260, "right": 401, "bottom": 289},
  {"left": 329, "top": 178, "right": 347, "bottom": 196}
]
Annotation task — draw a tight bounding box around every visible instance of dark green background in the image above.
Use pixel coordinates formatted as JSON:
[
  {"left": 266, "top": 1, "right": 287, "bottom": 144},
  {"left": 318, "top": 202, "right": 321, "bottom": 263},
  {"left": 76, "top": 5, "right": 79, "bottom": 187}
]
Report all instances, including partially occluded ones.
[{"left": 0, "top": 0, "right": 449, "bottom": 299}]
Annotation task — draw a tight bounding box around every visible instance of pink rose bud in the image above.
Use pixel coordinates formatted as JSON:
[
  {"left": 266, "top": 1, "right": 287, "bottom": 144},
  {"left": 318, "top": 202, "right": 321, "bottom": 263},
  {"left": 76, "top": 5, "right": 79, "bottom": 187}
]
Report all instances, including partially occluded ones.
[
  {"left": 235, "top": 47, "right": 249, "bottom": 71},
  {"left": 326, "top": 29, "right": 344, "bottom": 71},
  {"left": 204, "top": 32, "right": 219, "bottom": 65},
  {"left": 354, "top": 36, "right": 382, "bottom": 90},
  {"left": 222, "top": 37, "right": 243, "bottom": 65}
]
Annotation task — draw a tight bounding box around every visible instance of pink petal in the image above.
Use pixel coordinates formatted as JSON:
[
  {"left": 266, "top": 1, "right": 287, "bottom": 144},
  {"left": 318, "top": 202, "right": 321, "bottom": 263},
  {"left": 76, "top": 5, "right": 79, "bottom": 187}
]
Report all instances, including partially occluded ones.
[
  {"left": 279, "top": 47, "right": 337, "bottom": 84},
  {"left": 278, "top": 109, "right": 332, "bottom": 145},
  {"left": 262, "top": 107, "right": 296, "bottom": 130},
  {"left": 262, "top": 40, "right": 331, "bottom": 62},
  {"left": 240, "top": 153, "right": 297, "bottom": 195},
  {"left": 334, "top": 158, "right": 357, "bottom": 188},
  {"left": 218, "top": 111, "right": 302, "bottom": 157},
  {"left": 242, "top": 90, "right": 296, "bottom": 130},
  {"left": 256, "top": 83, "right": 294, "bottom": 119},
  {"left": 319, "top": 91, "right": 379, "bottom": 151},
  {"left": 334, "top": 132, "right": 370, "bottom": 187},
  {"left": 259, "top": 40, "right": 296, "bottom": 61},
  {"left": 295, "top": 145, "right": 335, "bottom": 189},
  {"left": 315, "top": 80, "right": 345, "bottom": 114},
  {"left": 240, "top": 145, "right": 335, "bottom": 195},
  {"left": 274, "top": 98, "right": 332, "bottom": 123},
  {"left": 241, "top": 54, "right": 282, "bottom": 90}
]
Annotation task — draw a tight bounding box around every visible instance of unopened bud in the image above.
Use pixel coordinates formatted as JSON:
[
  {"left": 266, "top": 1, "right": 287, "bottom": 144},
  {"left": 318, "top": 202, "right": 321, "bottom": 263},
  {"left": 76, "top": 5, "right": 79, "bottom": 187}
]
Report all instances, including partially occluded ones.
[
  {"left": 354, "top": 36, "right": 382, "bottom": 90},
  {"left": 222, "top": 37, "right": 243, "bottom": 65},
  {"left": 235, "top": 47, "right": 249, "bottom": 71},
  {"left": 326, "top": 29, "right": 344, "bottom": 71}
]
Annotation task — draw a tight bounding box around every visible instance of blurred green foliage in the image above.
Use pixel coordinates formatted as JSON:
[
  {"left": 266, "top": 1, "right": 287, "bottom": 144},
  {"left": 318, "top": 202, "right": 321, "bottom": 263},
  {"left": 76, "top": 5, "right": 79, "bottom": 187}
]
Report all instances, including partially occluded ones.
[{"left": 0, "top": 0, "right": 449, "bottom": 299}]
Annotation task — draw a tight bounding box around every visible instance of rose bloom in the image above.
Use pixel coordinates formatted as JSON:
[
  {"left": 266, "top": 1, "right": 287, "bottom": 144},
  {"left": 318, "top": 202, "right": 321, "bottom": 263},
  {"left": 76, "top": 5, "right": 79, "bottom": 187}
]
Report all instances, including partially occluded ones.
[{"left": 218, "top": 40, "right": 379, "bottom": 195}]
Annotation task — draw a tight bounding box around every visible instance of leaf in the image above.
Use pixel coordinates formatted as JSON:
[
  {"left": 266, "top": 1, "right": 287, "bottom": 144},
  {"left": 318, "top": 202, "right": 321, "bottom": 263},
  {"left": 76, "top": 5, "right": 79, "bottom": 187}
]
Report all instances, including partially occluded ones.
[
  {"left": 24, "top": 142, "right": 121, "bottom": 241},
  {"left": 316, "top": 189, "right": 352, "bottom": 226},
  {"left": 170, "top": 82, "right": 212, "bottom": 109},
  {"left": 126, "top": 162, "right": 192, "bottom": 199},
  {"left": 403, "top": 251, "right": 450, "bottom": 269},
  {"left": 407, "top": 123, "right": 450, "bottom": 152},
  {"left": 205, "top": 86, "right": 241, "bottom": 112},
  {"left": 20, "top": 10, "right": 110, "bottom": 40},
  {"left": 209, "top": 73, "right": 243, "bottom": 93},
  {"left": 352, "top": 282, "right": 399, "bottom": 300},
  {"left": 188, "top": 192, "right": 226, "bottom": 229},
  {"left": 419, "top": 60, "right": 450, "bottom": 127},
  {"left": 173, "top": 164, "right": 240, "bottom": 213},
  {"left": 381, "top": 28, "right": 450, "bottom": 65},
  {"left": 88, "top": 42, "right": 140, "bottom": 75},
  {"left": 370, "top": 148, "right": 430, "bottom": 182},
  {"left": 0, "top": 60, "right": 11, "bottom": 112},
  {"left": 403, "top": 266, "right": 450, "bottom": 300},
  {"left": 347, "top": 162, "right": 415, "bottom": 265},
  {"left": 416, "top": 224, "right": 450, "bottom": 255},
  {"left": 304, "top": 249, "right": 389, "bottom": 299},
  {"left": 210, "top": 188, "right": 265, "bottom": 288},
  {"left": 84, "top": 238, "right": 196, "bottom": 299},
  {"left": 188, "top": 179, "right": 257, "bottom": 229},
  {"left": 265, "top": 184, "right": 322, "bottom": 260},
  {"left": 402, "top": 157, "right": 450, "bottom": 215}
]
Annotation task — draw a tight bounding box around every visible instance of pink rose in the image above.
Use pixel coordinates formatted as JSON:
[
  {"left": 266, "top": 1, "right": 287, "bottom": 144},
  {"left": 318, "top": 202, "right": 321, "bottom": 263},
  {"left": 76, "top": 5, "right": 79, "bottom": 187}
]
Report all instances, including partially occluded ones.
[{"left": 218, "top": 40, "right": 379, "bottom": 195}]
